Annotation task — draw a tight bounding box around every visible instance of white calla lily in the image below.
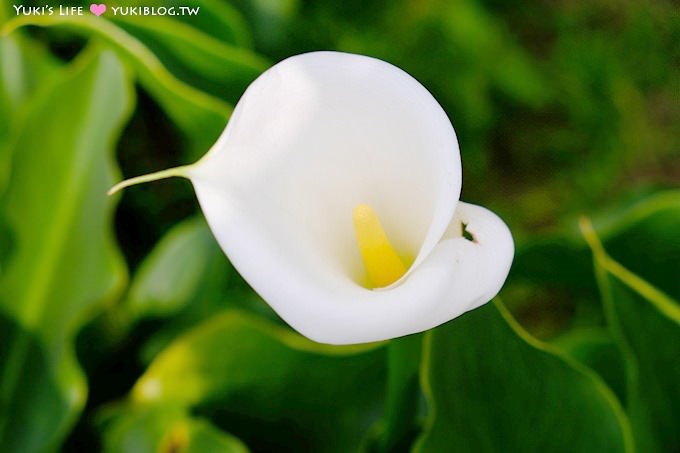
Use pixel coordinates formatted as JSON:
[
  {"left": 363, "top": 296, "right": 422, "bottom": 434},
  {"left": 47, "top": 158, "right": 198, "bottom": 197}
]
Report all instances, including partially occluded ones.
[{"left": 111, "top": 51, "right": 514, "bottom": 345}]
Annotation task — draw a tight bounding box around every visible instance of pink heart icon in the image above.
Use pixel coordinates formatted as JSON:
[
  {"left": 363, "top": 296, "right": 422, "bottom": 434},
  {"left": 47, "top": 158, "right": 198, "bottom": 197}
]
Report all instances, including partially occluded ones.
[{"left": 90, "top": 3, "right": 106, "bottom": 16}]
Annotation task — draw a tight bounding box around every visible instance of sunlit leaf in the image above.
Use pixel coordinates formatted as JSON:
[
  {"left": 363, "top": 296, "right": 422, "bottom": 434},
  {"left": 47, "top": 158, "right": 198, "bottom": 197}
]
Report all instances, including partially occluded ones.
[
  {"left": 100, "top": 403, "right": 248, "bottom": 453},
  {"left": 132, "top": 310, "right": 386, "bottom": 452},
  {"left": 0, "top": 48, "right": 131, "bottom": 451}
]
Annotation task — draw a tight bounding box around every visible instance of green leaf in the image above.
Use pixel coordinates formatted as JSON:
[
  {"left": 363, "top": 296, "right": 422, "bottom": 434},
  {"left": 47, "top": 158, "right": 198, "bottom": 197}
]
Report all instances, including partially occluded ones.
[
  {"left": 512, "top": 236, "right": 595, "bottom": 290},
  {"left": 0, "top": 33, "right": 64, "bottom": 198},
  {"left": 0, "top": 49, "right": 132, "bottom": 451},
  {"left": 123, "top": 214, "right": 270, "bottom": 326},
  {"left": 231, "top": 0, "right": 299, "bottom": 50},
  {"left": 3, "top": 15, "right": 231, "bottom": 159},
  {"left": 110, "top": 216, "right": 274, "bottom": 363},
  {"left": 111, "top": 15, "right": 269, "bottom": 102},
  {"left": 122, "top": 217, "right": 229, "bottom": 323},
  {"left": 184, "top": 417, "right": 249, "bottom": 453},
  {"left": 508, "top": 190, "right": 680, "bottom": 336},
  {"left": 0, "top": 36, "right": 26, "bottom": 120},
  {"left": 593, "top": 190, "right": 680, "bottom": 301},
  {"left": 131, "top": 310, "right": 386, "bottom": 452},
  {"left": 100, "top": 403, "right": 248, "bottom": 453},
  {"left": 552, "top": 327, "right": 627, "bottom": 404},
  {"left": 582, "top": 218, "right": 680, "bottom": 452},
  {"left": 86, "top": 217, "right": 228, "bottom": 360},
  {"left": 513, "top": 190, "right": 680, "bottom": 298},
  {"left": 181, "top": 0, "right": 253, "bottom": 48},
  {"left": 376, "top": 334, "right": 423, "bottom": 452},
  {"left": 416, "top": 301, "right": 633, "bottom": 453},
  {"left": 121, "top": 0, "right": 254, "bottom": 47}
]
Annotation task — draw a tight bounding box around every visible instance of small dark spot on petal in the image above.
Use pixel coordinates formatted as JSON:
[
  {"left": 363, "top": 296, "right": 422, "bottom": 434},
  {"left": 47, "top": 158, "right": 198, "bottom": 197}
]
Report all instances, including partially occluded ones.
[{"left": 461, "top": 222, "right": 477, "bottom": 243}]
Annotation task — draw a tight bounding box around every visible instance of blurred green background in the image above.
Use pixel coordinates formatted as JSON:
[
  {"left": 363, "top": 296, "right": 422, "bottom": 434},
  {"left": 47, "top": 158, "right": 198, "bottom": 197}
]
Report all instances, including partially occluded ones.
[{"left": 0, "top": 0, "right": 678, "bottom": 452}]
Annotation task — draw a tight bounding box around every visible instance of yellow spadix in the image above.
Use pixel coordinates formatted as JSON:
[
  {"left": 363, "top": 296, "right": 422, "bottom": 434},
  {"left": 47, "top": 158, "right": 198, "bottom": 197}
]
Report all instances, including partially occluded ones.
[{"left": 352, "top": 204, "right": 407, "bottom": 288}]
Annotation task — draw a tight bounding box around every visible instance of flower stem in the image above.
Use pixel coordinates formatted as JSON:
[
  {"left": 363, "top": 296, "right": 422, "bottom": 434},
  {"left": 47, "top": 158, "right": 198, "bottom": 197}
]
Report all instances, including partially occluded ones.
[{"left": 107, "top": 165, "right": 191, "bottom": 195}]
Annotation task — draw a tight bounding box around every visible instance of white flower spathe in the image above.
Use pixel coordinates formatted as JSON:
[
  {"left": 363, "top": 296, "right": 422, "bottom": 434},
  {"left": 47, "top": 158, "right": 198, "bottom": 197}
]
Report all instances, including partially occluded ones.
[{"left": 112, "top": 51, "right": 514, "bottom": 345}]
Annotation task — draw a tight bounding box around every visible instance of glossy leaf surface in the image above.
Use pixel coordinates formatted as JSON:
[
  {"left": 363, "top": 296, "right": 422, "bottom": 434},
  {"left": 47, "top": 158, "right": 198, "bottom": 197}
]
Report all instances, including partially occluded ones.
[{"left": 416, "top": 301, "right": 632, "bottom": 453}]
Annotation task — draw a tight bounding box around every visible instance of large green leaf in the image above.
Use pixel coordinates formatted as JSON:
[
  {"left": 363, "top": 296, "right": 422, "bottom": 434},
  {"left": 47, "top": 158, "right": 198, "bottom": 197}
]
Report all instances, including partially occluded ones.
[
  {"left": 582, "top": 218, "right": 680, "bottom": 452},
  {"left": 415, "top": 301, "right": 633, "bottom": 452},
  {"left": 530, "top": 190, "right": 680, "bottom": 369},
  {"left": 130, "top": 310, "right": 386, "bottom": 452},
  {"left": 99, "top": 403, "right": 247, "bottom": 453},
  {"left": 0, "top": 49, "right": 131, "bottom": 451},
  {"left": 3, "top": 15, "right": 231, "bottom": 159},
  {"left": 0, "top": 16, "right": 66, "bottom": 328}
]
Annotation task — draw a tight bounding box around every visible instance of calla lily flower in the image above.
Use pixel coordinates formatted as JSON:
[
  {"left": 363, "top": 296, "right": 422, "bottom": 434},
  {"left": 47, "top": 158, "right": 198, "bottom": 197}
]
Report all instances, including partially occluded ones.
[{"left": 111, "top": 51, "right": 514, "bottom": 345}]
